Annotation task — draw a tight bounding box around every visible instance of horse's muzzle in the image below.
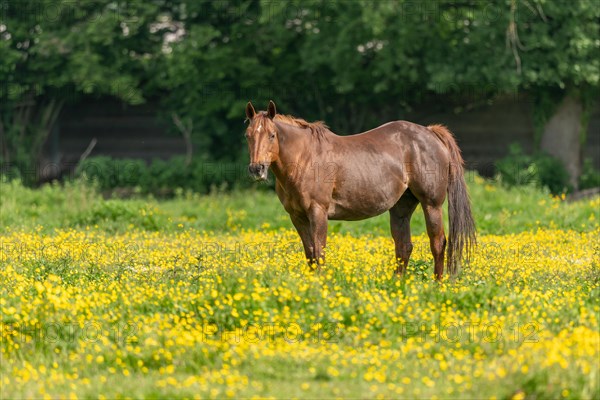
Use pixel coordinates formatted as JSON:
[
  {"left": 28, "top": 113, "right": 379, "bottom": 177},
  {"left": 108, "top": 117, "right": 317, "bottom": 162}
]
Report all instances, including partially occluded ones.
[{"left": 248, "top": 163, "right": 269, "bottom": 181}]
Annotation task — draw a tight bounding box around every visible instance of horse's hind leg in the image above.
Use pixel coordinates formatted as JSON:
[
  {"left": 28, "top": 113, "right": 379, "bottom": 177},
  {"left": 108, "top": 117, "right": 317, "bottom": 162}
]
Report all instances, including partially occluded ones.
[
  {"left": 390, "top": 190, "right": 419, "bottom": 275},
  {"left": 422, "top": 204, "right": 447, "bottom": 280}
]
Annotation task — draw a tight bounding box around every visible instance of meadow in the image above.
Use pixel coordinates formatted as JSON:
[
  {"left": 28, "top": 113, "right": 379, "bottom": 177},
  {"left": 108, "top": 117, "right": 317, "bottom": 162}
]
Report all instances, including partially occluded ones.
[{"left": 1, "top": 174, "right": 599, "bottom": 399}]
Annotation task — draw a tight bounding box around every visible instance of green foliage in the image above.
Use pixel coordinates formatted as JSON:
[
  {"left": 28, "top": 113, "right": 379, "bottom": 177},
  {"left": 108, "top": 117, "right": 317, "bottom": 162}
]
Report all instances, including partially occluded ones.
[
  {"left": 76, "top": 156, "right": 251, "bottom": 194},
  {"left": 76, "top": 156, "right": 146, "bottom": 190},
  {"left": 1, "top": 173, "right": 597, "bottom": 236},
  {"left": 0, "top": 0, "right": 165, "bottom": 179},
  {"left": 2, "top": 0, "right": 598, "bottom": 182},
  {"left": 532, "top": 153, "right": 573, "bottom": 195},
  {"left": 154, "top": 0, "right": 600, "bottom": 156},
  {"left": 1, "top": 1, "right": 163, "bottom": 104},
  {"left": 0, "top": 177, "right": 100, "bottom": 229},
  {"left": 495, "top": 143, "right": 572, "bottom": 194},
  {"left": 74, "top": 200, "right": 165, "bottom": 231},
  {"left": 579, "top": 158, "right": 600, "bottom": 190}
]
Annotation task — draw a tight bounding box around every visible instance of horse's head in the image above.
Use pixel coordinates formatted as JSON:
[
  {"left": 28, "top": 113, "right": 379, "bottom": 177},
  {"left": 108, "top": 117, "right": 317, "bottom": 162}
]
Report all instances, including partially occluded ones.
[{"left": 244, "top": 100, "right": 279, "bottom": 181}]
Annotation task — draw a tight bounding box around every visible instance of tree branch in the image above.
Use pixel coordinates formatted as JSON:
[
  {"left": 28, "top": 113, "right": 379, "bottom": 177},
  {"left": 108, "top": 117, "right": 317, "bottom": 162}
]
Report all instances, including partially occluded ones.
[
  {"left": 171, "top": 113, "right": 193, "bottom": 167},
  {"left": 79, "top": 137, "right": 98, "bottom": 164}
]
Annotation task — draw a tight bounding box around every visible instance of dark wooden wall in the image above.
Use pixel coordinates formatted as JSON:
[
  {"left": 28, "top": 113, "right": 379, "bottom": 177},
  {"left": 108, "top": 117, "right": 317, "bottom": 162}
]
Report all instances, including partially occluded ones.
[
  {"left": 411, "top": 97, "right": 538, "bottom": 175},
  {"left": 55, "top": 97, "right": 600, "bottom": 176},
  {"left": 58, "top": 99, "right": 186, "bottom": 164}
]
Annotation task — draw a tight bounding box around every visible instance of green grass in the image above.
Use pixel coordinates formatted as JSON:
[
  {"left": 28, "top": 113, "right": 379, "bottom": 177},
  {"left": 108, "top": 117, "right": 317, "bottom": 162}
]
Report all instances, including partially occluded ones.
[
  {"left": 0, "top": 173, "right": 598, "bottom": 399},
  {"left": 0, "top": 174, "right": 598, "bottom": 235}
]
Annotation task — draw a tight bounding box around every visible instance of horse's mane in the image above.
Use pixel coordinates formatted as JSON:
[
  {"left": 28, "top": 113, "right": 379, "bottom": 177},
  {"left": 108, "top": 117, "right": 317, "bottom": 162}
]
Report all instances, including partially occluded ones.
[{"left": 273, "top": 114, "right": 330, "bottom": 140}]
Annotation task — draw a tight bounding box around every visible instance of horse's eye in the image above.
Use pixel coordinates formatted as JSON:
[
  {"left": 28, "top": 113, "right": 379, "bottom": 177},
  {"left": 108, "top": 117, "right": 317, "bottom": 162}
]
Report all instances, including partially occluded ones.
[{"left": 269, "top": 133, "right": 275, "bottom": 140}]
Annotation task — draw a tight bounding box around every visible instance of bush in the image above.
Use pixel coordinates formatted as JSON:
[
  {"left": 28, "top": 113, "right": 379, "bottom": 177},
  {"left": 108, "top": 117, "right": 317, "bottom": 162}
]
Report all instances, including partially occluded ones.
[
  {"left": 495, "top": 144, "right": 572, "bottom": 195},
  {"left": 76, "top": 156, "right": 253, "bottom": 194},
  {"left": 76, "top": 156, "right": 146, "bottom": 189},
  {"left": 579, "top": 158, "right": 600, "bottom": 190}
]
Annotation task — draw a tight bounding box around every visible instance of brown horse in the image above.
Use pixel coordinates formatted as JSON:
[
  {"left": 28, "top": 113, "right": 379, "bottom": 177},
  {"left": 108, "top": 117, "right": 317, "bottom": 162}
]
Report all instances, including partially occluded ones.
[{"left": 244, "top": 101, "right": 475, "bottom": 279}]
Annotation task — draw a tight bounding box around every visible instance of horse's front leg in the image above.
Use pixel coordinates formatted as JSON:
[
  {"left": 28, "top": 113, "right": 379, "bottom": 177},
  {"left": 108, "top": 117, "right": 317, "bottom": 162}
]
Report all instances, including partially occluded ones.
[
  {"left": 289, "top": 205, "right": 328, "bottom": 271},
  {"left": 289, "top": 213, "right": 316, "bottom": 270},
  {"left": 307, "top": 204, "right": 329, "bottom": 269}
]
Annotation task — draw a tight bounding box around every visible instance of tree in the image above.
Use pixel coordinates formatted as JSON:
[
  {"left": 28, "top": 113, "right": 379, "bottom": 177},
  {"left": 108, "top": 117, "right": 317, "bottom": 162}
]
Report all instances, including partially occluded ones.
[
  {"left": 158, "top": 0, "right": 433, "bottom": 153},
  {"left": 0, "top": 0, "right": 166, "bottom": 183},
  {"left": 2, "top": 0, "right": 597, "bottom": 187},
  {"left": 153, "top": 1, "right": 265, "bottom": 160},
  {"left": 360, "top": 0, "right": 599, "bottom": 188}
]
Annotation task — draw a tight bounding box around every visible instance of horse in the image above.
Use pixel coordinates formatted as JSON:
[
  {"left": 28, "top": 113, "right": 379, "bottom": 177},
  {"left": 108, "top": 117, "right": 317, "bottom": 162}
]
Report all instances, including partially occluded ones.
[{"left": 244, "top": 101, "right": 475, "bottom": 280}]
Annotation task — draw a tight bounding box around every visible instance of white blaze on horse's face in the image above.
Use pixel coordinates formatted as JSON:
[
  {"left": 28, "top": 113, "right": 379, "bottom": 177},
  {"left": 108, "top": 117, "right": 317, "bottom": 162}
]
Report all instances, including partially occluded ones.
[{"left": 245, "top": 102, "right": 279, "bottom": 181}]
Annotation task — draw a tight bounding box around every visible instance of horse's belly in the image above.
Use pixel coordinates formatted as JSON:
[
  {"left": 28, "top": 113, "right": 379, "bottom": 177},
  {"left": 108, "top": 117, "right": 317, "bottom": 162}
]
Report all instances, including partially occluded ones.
[
  {"left": 328, "top": 203, "right": 390, "bottom": 221},
  {"left": 328, "top": 185, "right": 403, "bottom": 221}
]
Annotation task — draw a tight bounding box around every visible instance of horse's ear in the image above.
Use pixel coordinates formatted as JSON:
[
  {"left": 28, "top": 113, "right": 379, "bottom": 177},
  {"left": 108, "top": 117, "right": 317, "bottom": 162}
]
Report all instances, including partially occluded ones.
[
  {"left": 245, "top": 102, "right": 256, "bottom": 120},
  {"left": 267, "top": 100, "right": 277, "bottom": 119}
]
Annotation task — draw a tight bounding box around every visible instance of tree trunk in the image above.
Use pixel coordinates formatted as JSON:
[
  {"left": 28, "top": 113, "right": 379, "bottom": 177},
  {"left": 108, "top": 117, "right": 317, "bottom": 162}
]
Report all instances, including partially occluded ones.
[{"left": 540, "top": 94, "right": 583, "bottom": 190}]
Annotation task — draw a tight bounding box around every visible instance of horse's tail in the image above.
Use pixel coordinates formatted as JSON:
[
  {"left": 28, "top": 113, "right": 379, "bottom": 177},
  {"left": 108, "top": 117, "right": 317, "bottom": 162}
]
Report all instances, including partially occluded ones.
[{"left": 428, "top": 124, "right": 476, "bottom": 275}]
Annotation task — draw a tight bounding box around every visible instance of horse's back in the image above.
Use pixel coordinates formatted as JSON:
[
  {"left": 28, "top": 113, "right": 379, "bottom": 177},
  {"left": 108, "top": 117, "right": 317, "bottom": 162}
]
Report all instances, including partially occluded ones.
[
  {"left": 329, "top": 120, "right": 451, "bottom": 210},
  {"left": 335, "top": 120, "right": 450, "bottom": 164}
]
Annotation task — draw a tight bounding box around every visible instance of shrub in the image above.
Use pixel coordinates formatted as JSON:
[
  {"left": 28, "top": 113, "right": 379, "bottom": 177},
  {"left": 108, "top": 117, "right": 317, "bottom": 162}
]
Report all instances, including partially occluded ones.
[
  {"left": 76, "top": 156, "right": 253, "bottom": 194},
  {"left": 495, "top": 144, "right": 572, "bottom": 195},
  {"left": 579, "top": 158, "right": 600, "bottom": 190},
  {"left": 77, "top": 156, "right": 146, "bottom": 190}
]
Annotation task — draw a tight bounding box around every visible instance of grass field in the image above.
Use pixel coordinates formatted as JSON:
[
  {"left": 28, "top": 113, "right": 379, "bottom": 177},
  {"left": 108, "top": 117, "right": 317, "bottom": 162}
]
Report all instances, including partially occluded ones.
[{"left": 1, "top": 175, "right": 599, "bottom": 399}]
